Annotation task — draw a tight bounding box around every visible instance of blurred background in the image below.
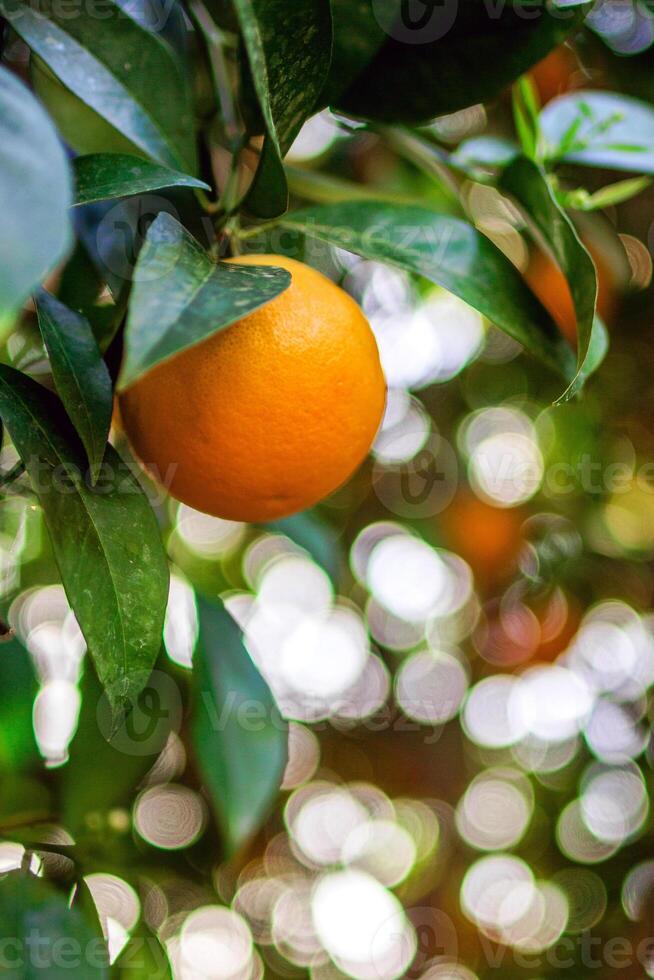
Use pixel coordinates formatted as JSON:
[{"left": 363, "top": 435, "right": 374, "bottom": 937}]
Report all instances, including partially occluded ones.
[{"left": 5, "top": 14, "right": 654, "bottom": 980}]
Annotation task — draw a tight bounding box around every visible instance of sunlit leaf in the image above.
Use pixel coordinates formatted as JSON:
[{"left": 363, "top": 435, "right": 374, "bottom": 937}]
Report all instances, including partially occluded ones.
[
  {"left": 278, "top": 201, "right": 575, "bottom": 380},
  {"left": 0, "top": 367, "right": 169, "bottom": 717},
  {"left": 0, "top": 0, "right": 196, "bottom": 171},
  {"left": 500, "top": 155, "right": 605, "bottom": 400},
  {"left": 542, "top": 90, "right": 654, "bottom": 173},
  {"left": 191, "top": 597, "right": 287, "bottom": 855}
]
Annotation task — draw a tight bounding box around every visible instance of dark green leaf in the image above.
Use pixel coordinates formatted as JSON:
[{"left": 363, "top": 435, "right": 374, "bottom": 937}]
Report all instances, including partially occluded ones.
[
  {"left": 0, "top": 367, "right": 169, "bottom": 716},
  {"left": 61, "top": 658, "right": 178, "bottom": 835},
  {"left": 192, "top": 597, "right": 288, "bottom": 855},
  {"left": 112, "top": 922, "right": 172, "bottom": 979},
  {"left": 334, "top": 1, "right": 589, "bottom": 123},
  {"left": 0, "top": 65, "right": 72, "bottom": 330},
  {"left": 320, "top": 0, "right": 387, "bottom": 105},
  {"left": 0, "top": 637, "right": 40, "bottom": 775},
  {"left": 0, "top": 873, "right": 109, "bottom": 978},
  {"left": 118, "top": 213, "right": 291, "bottom": 389},
  {"left": 541, "top": 90, "right": 654, "bottom": 173},
  {"left": 278, "top": 201, "right": 575, "bottom": 379},
  {"left": 234, "top": 0, "right": 332, "bottom": 218},
  {"left": 0, "top": 0, "right": 196, "bottom": 172},
  {"left": 235, "top": 0, "right": 331, "bottom": 153},
  {"left": 36, "top": 291, "right": 113, "bottom": 485},
  {"left": 500, "top": 155, "right": 603, "bottom": 400},
  {"left": 244, "top": 135, "right": 289, "bottom": 219},
  {"left": 73, "top": 154, "right": 210, "bottom": 206},
  {"left": 264, "top": 511, "right": 342, "bottom": 583}
]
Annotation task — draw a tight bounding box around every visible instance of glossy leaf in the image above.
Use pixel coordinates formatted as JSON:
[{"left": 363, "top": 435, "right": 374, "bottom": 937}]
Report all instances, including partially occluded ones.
[
  {"left": 73, "top": 154, "right": 210, "bottom": 206},
  {"left": 0, "top": 367, "right": 169, "bottom": 716},
  {"left": 541, "top": 90, "right": 654, "bottom": 173},
  {"left": 0, "top": 873, "right": 109, "bottom": 978},
  {"left": 192, "top": 597, "right": 288, "bottom": 855},
  {"left": 320, "top": 0, "right": 387, "bottom": 105},
  {"left": 334, "top": 1, "right": 590, "bottom": 123},
  {"left": 119, "top": 213, "right": 291, "bottom": 389},
  {"left": 500, "top": 155, "right": 603, "bottom": 400},
  {"left": 36, "top": 291, "right": 113, "bottom": 485},
  {"left": 0, "top": 0, "right": 196, "bottom": 172},
  {"left": 0, "top": 66, "right": 72, "bottom": 330},
  {"left": 234, "top": 0, "right": 332, "bottom": 217},
  {"left": 279, "top": 201, "right": 575, "bottom": 379}
]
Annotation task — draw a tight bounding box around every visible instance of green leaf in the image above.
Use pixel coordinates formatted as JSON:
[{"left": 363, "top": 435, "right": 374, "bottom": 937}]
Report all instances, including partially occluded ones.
[
  {"left": 0, "top": 637, "right": 40, "bottom": 775},
  {"left": 0, "top": 366, "right": 169, "bottom": 717},
  {"left": 541, "top": 91, "right": 654, "bottom": 173},
  {"left": 112, "top": 922, "right": 172, "bottom": 979},
  {"left": 244, "top": 135, "right": 290, "bottom": 219},
  {"left": 320, "top": 0, "right": 387, "bottom": 106},
  {"left": 73, "top": 154, "right": 211, "bottom": 207},
  {"left": 512, "top": 76, "right": 542, "bottom": 160},
  {"left": 61, "top": 658, "right": 177, "bottom": 835},
  {"left": 500, "top": 155, "right": 603, "bottom": 401},
  {"left": 0, "top": 873, "right": 109, "bottom": 978},
  {"left": 191, "top": 597, "right": 288, "bottom": 855},
  {"left": 561, "top": 176, "right": 652, "bottom": 212},
  {"left": 0, "top": 65, "right": 72, "bottom": 330},
  {"left": 118, "top": 213, "right": 291, "bottom": 389},
  {"left": 0, "top": 0, "right": 196, "bottom": 172},
  {"left": 36, "top": 291, "right": 113, "bottom": 485},
  {"left": 334, "top": 1, "right": 590, "bottom": 124},
  {"left": 233, "top": 0, "right": 332, "bottom": 217},
  {"left": 264, "top": 511, "right": 342, "bottom": 583},
  {"left": 278, "top": 201, "right": 575, "bottom": 379},
  {"left": 449, "top": 136, "right": 520, "bottom": 175}
]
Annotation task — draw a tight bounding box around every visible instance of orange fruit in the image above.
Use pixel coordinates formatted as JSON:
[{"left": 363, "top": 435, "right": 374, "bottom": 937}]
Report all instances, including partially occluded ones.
[
  {"left": 528, "top": 45, "right": 579, "bottom": 105},
  {"left": 525, "top": 245, "right": 618, "bottom": 346},
  {"left": 440, "top": 492, "right": 525, "bottom": 585},
  {"left": 119, "top": 255, "right": 386, "bottom": 521}
]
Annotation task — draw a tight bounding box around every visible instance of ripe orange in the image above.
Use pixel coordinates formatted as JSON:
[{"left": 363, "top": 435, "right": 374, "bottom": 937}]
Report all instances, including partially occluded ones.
[
  {"left": 119, "top": 255, "right": 386, "bottom": 521},
  {"left": 440, "top": 492, "right": 525, "bottom": 585},
  {"left": 528, "top": 45, "right": 579, "bottom": 105}
]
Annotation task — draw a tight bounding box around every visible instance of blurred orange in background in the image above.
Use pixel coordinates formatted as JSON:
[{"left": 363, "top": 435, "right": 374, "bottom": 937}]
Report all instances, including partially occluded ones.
[
  {"left": 525, "top": 241, "right": 620, "bottom": 346},
  {"left": 440, "top": 491, "right": 525, "bottom": 586},
  {"left": 528, "top": 45, "right": 581, "bottom": 104}
]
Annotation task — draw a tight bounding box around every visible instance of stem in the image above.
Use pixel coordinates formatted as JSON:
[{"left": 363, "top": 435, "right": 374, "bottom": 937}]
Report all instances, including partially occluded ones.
[
  {"left": 376, "top": 125, "right": 462, "bottom": 205},
  {"left": 188, "top": 0, "right": 243, "bottom": 150}
]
